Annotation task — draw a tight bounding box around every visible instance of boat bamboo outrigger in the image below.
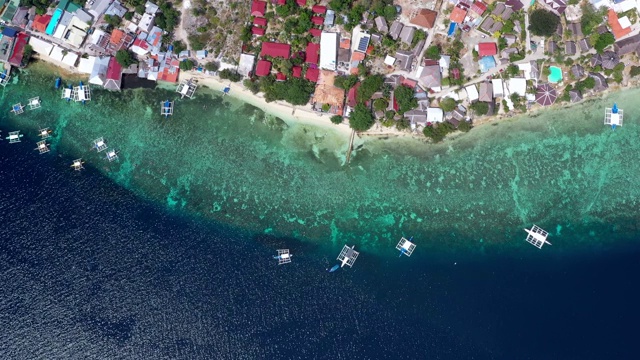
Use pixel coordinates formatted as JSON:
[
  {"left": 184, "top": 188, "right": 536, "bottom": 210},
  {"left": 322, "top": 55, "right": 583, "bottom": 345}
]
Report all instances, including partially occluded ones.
[
  {"left": 92, "top": 137, "right": 108, "bottom": 152},
  {"left": 604, "top": 103, "right": 623, "bottom": 130},
  {"left": 273, "top": 249, "right": 292, "bottom": 265},
  {"left": 106, "top": 149, "right": 119, "bottom": 162},
  {"left": 524, "top": 225, "right": 551, "bottom": 249},
  {"left": 6, "top": 130, "right": 23, "bottom": 143},
  {"left": 71, "top": 158, "right": 85, "bottom": 171},
  {"left": 28, "top": 97, "right": 41, "bottom": 110},
  {"left": 328, "top": 245, "right": 359, "bottom": 272},
  {"left": 396, "top": 236, "right": 417, "bottom": 257},
  {"left": 0, "top": 69, "right": 11, "bottom": 87},
  {"left": 38, "top": 127, "right": 52, "bottom": 139},
  {"left": 55, "top": 77, "right": 61, "bottom": 89},
  {"left": 74, "top": 81, "right": 90, "bottom": 104},
  {"left": 161, "top": 100, "right": 173, "bottom": 117},
  {"left": 176, "top": 78, "right": 197, "bottom": 99},
  {"left": 35, "top": 140, "right": 50, "bottom": 154},
  {"left": 11, "top": 103, "right": 24, "bottom": 115},
  {"left": 62, "top": 84, "right": 73, "bottom": 102}
]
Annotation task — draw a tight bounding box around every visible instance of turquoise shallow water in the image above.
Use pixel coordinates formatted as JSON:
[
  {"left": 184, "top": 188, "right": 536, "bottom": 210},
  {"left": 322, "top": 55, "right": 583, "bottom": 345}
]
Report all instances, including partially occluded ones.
[{"left": 2, "top": 63, "right": 640, "bottom": 254}]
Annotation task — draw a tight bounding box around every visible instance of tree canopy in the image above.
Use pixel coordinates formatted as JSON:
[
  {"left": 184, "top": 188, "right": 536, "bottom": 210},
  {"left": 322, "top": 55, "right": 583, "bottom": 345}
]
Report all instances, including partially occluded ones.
[
  {"left": 179, "top": 59, "right": 195, "bottom": 71},
  {"left": 115, "top": 50, "right": 137, "bottom": 67},
  {"left": 593, "top": 32, "right": 615, "bottom": 53},
  {"left": 349, "top": 104, "right": 375, "bottom": 131},
  {"left": 470, "top": 102, "right": 489, "bottom": 116},
  {"left": 528, "top": 9, "right": 560, "bottom": 37},
  {"left": 424, "top": 45, "right": 441, "bottom": 60},
  {"left": 356, "top": 74, "right": 384, "bottom": 103},
  {"left": 440, "top": 97, "right": 457, "bottom": 112},
  {"left": 330, "top": 115, "right": 344, "bottom": 124},
  {"left": 394, "top": 85, "right": 418, "bottom": 115},
  {"left": 334, "top": 75, "right": 359, "bottom": 90}
]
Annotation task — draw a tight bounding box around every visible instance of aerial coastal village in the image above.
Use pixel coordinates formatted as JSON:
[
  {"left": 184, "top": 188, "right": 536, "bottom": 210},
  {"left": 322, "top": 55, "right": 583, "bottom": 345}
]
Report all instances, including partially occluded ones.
[{"left": 2, "top": 0, "right": 640, "bottom": 140}]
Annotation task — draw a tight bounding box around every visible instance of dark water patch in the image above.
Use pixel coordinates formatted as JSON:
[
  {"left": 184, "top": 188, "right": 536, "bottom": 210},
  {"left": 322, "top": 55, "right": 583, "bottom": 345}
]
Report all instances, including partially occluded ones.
[{"left": 121, "top": 74, "right": 158, "bottom": 90}]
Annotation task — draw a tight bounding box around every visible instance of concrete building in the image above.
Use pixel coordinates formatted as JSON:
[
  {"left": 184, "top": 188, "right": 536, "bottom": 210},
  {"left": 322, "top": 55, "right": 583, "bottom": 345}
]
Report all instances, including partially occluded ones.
[{"left": 319, "top": 32, "right": 338, "bottom": 71}]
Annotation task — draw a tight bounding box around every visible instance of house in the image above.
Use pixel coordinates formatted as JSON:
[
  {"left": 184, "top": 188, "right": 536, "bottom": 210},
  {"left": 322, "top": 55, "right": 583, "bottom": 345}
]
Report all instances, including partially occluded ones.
[
  {"left": 252, "top": 27, "right": 265, "bottom": 36},
  {"left": 261, "top": 42, "right": 291, "bottom": 58},
  {"left": 465, "top": 84, "right": 479, "bottom": 101},
  {"left": 505, "top": 0, "right": 524, "bottom": 11},
  {"left": 589, "top": 72, "right": 608, "bottom": 91},
  {"left": 500, "top": 7, "right": 513, "bottom": 21},
  {"left": 507, "top": 77, "right": 527, "bottom": 96},
  {"left": 305, "top": 67, "right": 319, "bottom": 82},
  {"left": 292, "top": 65, "right": 302, "bottom": 78},
  {"left": 389, "top": 21, "right": 403, "bottom": 40},
  {"left": 404, "top": 110, "right": 428, "bottom": 128},
  {"left": 28, "top": 37, "right": 53, "bottom": 56},
  {"left": 571, "top": 64, "right": 584, "bottom": 78},
  {"left": 145, "top": 1, "right": 159, "bottom": 14},
  {"left": 238, "top": 53, "right": 256, "bottom": 76},
  {"left": 305, "top": 42, "right": 320, "bottom": 64},
  {"left": 255, "top": 59, "right": 272, "bottom": 76},
  {"left": 87, "top": 0, "right": 111, "bottom": 18},
  {"left": 478, "top": 81, "right": 493, "bottom": 102},
  {"left": 608, "top": 8, "right": 631, "bottom": 40},
  {"left": 426, "top": 107, "right": 444, "bottom": 123},
  {"left": 13, "top": 7, "right": 29, "bottom": 28},
  {"left": 530, "top": 60, "right": 540, "bottom": 79},
  {"left": 614, "top": 33, "right": 640, "bottom": 55},
  {"left": 32, "top": 14, "right": 52, "bottom": 33},
  {"left": 52, "top": 12, "right": 73, "bottom": 39},
  {"left": 410, "top": 9, "right": 437, "bottom": 29},
  {"left": 104, "top": 56, "right": 122, "bottom": 91},
  {"left": 492, "top": 79, "right": 504, "bottom": 97},
  {"left": 480, "top": 17, "right": 494, "bottom": 32},
  {"left": 478, "top": 42, "right": 497, "bottom": 56},
  {"left": 325, "top": 10, "right": 335, "bottom": 26},
  {"left": 312, "top": 5, "right": 326, "bottom": 14},
  {"left": 85, "top": 56, "right": 109, "bottom": 85},
  {"left": 0, "top": 0, "right": 19, "bottom": 24},
  {"left": 490, "top": 22, "right": 504, "bottom": 33},
  {"left": 312, "top": 70, "right": 345, "bottom": 114},
  {"left": 276, "top": 72, "right": 286, "bottom": 81},
  {"left": 395, "top": 50, "right": 414, "bottom": 72},
  {"left": 399, "top": 26, "right": 415, "bottom": 45},
  {"left": 569, "top": 89, "right": 582, "bottom": 102},
  {"left": 601, "top": 51, "right": 620, "bottom": 69},
  {"left": 556, "top": 23, "right": 563, "bottom": 37},
  {"left": 578, "top": 38, "right": 591, "bottom": 52},
  {"left": 346, "top": 82, "right": 360, "bottom": 107},
  {"left": 319, "top": 32, "right": 338, "bottom": 70},
  {"left": 105, "top": 1, "right": 128, "bottom": 18},
  {"left": 384, "top": 55, "right": 396, "bottom": 66},
  {"left": 417, "top": 60, "right": 442, "bottom": 90},
  {"left": 565, "top": 41, "right": 576, "bottom": 55},
  {"left": 539, "top": 0, "right": 567, "bottom": 15},
  {"left": 157, "top": 54, "right": 181, "bottom": 83},
  {"left": 312, "top": 16, "right": 324, "bottom": 25},
  {"left": 251, "top": 0, "right": 266, "bottom": 17},
  {"left": 471, "top": 1, "right": 487, "bottom": 16},
  {"left": 371, "top": 33, "right": 381, "bottom": 44},
  {"left": 450, "top": 6, "right": 467, "bottom": 24},
  {"left": 310, "top": 28, "right": 322, "bottom": 37},
  {"left": 590, "top": 53, "right": 602, "bottom": 67},
  {"left": 178, "top": 50, "right": 190, "bottom": 59},
  {"left": 567, "top": 22, "right": 582, "bottom": 38},
  {"left": 547, "top": 40, "right": 557, "bottom": 54},
  {"left": 504, "top": 34, "right": 517, "bottom": 46},
  {"left": 130, "top": 38, "right": 150, "bottom": 56},
  {"left": 139, "top": 12, "right": 155, "bottom": 33},
  {"left": 375, "top": 16, "right": 388, "bottom": 33},
  {"left": 439, "top": 55, "right": 450, "bottom": 71}
]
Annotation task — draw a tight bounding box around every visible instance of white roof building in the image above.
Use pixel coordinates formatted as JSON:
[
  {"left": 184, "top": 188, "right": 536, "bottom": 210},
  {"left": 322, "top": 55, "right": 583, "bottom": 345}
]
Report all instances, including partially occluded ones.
[
  {"left": 238, "top": 53, "right": 255, "bottom": 76},
  {"left": 319, "top": 32, "right": 338, "bottom": 71},
  {"left": 138, "top": 12, "right": 155, "bottom": 33},
  {"left": 439, "top": 55, "right": 450, "bottom": 71},
  {"left": 426, "top": 107, "right": 444, "bottom": 123},
  {"left": 145, "top": 1, "right": 159, "bottom": 14},
  {"left": 618, "top": 16, "right": 632, "bottom": 29},
  {"left": 89, "top": 29, "right": 107, "bottom": 46},
  {"left": 612, "top": 0, "right": 637, "bottom": 13},
  {"left": 507, "top": 77, "right": 527, "bottom": 96},
  {"left": 89, "top": 56, "right": 110, "bottom": 86},
  {"left": 61, "top": 52, "right": 79, "bottom": 67},
  {"left": 87, "top": 0, "right": 111, "bottom": 18},
  {"left": 384, "top": 55, "right": 396, "bottom": 66},
  {"left": 491, "top": 79, "right": 504, "bottom": 98},
  {"left": 28, "top": 37, "right": 53, "bottom": 56},
  {"left": 65, "top": 17, "right": 90, "bottom": 47},
  {"left": 49, "top": 46, "right": 65, "bottom": 61},
  {"left": 465, "top": 84, "right": 479, "bottom": 101},
  {"left": 518, "top": 62, "right": 534, "bottom": 80},
  {"left": 53, "top": 11, "right": 74, "bottom": 39},
  {"left": 78, "top": 56, "right": 97, "bottom": 74}
]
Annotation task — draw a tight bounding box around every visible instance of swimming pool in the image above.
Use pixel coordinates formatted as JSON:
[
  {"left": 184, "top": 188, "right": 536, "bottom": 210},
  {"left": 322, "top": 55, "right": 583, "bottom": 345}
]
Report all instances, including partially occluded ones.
[
  {"left": 45, "top": 9, "right": 63, "bottom": 35},
  {"left": 548, "top": 66, "right": 563, "bottom": 83}
]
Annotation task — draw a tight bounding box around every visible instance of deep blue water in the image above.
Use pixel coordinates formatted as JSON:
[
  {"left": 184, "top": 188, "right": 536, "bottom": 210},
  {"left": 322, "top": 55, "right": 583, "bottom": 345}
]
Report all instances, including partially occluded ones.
[{"left": 1, "top": 131, "right": 640, "bottom": 359}]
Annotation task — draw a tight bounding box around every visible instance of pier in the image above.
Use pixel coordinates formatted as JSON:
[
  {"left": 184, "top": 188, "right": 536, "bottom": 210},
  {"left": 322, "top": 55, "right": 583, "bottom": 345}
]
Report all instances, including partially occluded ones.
[{"left": 345, "top": 129, "right": 356, "bottom": 164}]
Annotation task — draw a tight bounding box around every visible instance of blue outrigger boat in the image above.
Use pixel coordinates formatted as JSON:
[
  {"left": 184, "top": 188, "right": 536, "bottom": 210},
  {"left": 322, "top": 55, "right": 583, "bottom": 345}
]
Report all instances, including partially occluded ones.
[
  {"left": 55, "top": 77, "right": 61, "bottom": 89},
  {"left": 62, "top": 84, "right": 73, "bottom": 102}
]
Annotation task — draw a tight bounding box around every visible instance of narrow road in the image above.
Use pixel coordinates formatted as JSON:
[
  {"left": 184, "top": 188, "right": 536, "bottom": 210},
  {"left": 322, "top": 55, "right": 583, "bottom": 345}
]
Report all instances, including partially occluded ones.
[
  {"left": 524, "top": 11, "right": 531, "bottom": 52},
  {"left": 415, "top": 0, "right": 447, "bottom": 69}
]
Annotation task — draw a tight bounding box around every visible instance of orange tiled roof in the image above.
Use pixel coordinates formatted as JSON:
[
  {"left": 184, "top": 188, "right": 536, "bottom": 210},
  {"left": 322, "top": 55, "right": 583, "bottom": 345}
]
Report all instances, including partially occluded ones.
[
  {"left": 351, "top": 52, "right": 365, "bottom": 61},
  {"left": 608, "top": 9, "right": 631, "bottom": 40},
  {"left": 450, "top": 6, "right": 467, "bottom": 24},
  {"left": 110, "top": 29, "right": 125, "bottom": 44},
  {"left": 340, "top": 38, "right": 351, "bottom": 49}
]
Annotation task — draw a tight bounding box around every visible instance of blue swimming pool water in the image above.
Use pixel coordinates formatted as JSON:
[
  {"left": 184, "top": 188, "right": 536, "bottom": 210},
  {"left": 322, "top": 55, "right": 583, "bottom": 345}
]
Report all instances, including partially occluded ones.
[
  {"left": 548, "top": 66, "right": 563, "bottom": 83},
  {"left": 448, "top": 22, "right": 457, "bottom": 37},
  {"left": 45, "top": 9, "right": 63, "bottom": 35}
]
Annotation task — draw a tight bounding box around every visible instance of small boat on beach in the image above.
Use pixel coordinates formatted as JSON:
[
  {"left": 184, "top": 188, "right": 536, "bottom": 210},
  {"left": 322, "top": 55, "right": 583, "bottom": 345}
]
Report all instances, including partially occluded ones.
[
  {"left": 222, "top": 84, "right": 231, "bottom": 95},
  {"left": 273, "top": 249, "right": 292, "bottom": 265},
  {"left": 55, "top": 77, "right": 61, "bottom": 89},
  {"left": 62, "top": 84, "right": 73, "bottom": 102}
]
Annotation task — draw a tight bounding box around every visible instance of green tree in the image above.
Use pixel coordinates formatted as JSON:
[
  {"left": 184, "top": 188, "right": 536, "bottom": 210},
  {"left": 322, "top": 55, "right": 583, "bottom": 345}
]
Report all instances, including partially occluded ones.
[
  {"left": 104, "top": 14, "right": 122, "bottom": 28},
  {"left": 349, "top": 104, "right": 375, "bottom": 131},
  {"left": 330, "top": 115, "right": 343, "bottom": 124},
  {"left": 205, "top": 61, "right": 220, "bottom": 72},
  {"left": 528, "top": 9, "right": 560, "bottom": 37},
  {"left": 506, "top": 64, "right": 520, "bottom": 77},
  {"left": 424, "top": 45, "right": 441, "bottom": 60},
  {"left": 22, "top": 44, "right": 34, "bottom": 65},
  {"left": 179, "top": 59, "right": 195, "bottom": 70},
  {"left": 457, "top": 120, "right": 472, "bottom": 132},
  {"left": 373, "top": 98, "right": 389, "bottom": 112},
  {"left": 394, "top": 85, "right": 418, "bottom": 114},
  {"left": 593, "top": 32, "right": 615, "bottom": 53},
  {"left": 243, "top": 79, "right": 261, "bottom": 94},
  {"left": 440, "top": 97, "right": 457, "bottom": 112},
  {"left": 630, "top": 66, "right": 640, "bottom": 77},
  {"left": 172, "top": 40, "right": 187, "bottom": 54},
  {"left": 115, "top": 49, "right": 136, "bottom": 67},
  {"left": 470, "top": 101, "right": 489, "bottom": 116},
  {"left": 422, "top": 122, "right": 455, "bottom": 142},
  {"left": 383, "top": 5, "right": 397, "bottom": 21},
  {"left": 357, "top": 74, "right": 384, "bottom": 103},
  {"left": 219, "top": 69, "right": 243, "bottom": 82}
]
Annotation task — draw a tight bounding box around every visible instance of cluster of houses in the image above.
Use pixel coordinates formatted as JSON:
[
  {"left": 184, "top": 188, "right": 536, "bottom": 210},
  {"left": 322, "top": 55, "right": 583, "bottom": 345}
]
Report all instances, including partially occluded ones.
[{"left": 0, "top": 0, "right": 187, "bottom": 91}]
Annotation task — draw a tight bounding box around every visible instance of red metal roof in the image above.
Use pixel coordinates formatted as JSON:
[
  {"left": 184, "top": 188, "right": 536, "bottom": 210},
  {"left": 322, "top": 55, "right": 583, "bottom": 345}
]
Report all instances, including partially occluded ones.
[
  {"left": 451, "top": 68, "right": 461, "bottom": 80},
  {"left": 261, "top": 42, "right": 291, "bottom": 58},
  {"left": 253, "top": 17, "right": 267, "bottom": 26},
  {"left": 305, "top": 42, "right": 319, "bottom": 64},
  {"left": 32, "top": 14, "right": 52, "bottom": 33},
  {"left": 292, "top": 65, "right": 302, "bottom": 78},
  {"left": 305, "top": 67, "right": 319, "bottom": 82},
  {"left": 107, "top": 56, "right": 122, "bottom": 80},
  {"left": 296, "top": 0, "right": 306, "bottom": 6},
  {"left": 312, "top": 16, "right": 324, "bottom": 25},
  {"left": 347, "top": 82, "right": 360, "bottom": 107},
  {"left": 256, "top": 60, "right": 272, "bottom": 76},
  {"left": 133, "top": 38, "right": 149, "bottom": 50},
  {"left": 478, "top": 42, "right": 497, "bottom": 56},
  {"left": 312, "top": 5, "right": 327, "bottom": 14},
  {"left": 310, "top": 28, "right": 322, "bottom": 37},
  {"left": 251, "top": 0, "right": 266, "bottom": 17},
  {"left": 9, "top": 32, "right": 28, "bottom": 67},
  {"left": 276, "top": 72, "right": 286, "bottom": 80},
  {"left": 277, "top": 0, "right": 285, "bottom": 4},
  {"left": 252, "top": 27, "right": 265, "bottom": 35},
  {"left": 470, "top": 1, "right": 487, "bottom": 16}
]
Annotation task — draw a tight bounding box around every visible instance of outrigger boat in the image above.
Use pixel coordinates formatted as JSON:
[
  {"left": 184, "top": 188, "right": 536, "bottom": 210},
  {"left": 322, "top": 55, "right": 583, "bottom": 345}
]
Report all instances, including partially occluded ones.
[
  {"left": 6, "top": 130, "right": 23, "bottom": 143},
  {"left": 38, "top": 127, "right": 52, "bottom": 139},
  {"left": 604, "top": 103, "right": 623, "bottom": 130},
  {"left": 161, "top": 100, "right": 173, "bottom": 117},
  {"left": 328, "top": 245, "right": 359, "bottom": 272},
  {"left": 55, "top": 77, "right": 62, "bottom": 89},
  {"left": 524, "top": 225, "right": 551, "bottom": 249},
  {"left": 273, "top": 249, "right": 292, "bottom": 265},
  {"left": 71, "top": 158, "right": 85, "bottom": 171},
  {"left": 11, "top": 103, "right": 24, "bottom": 115},
  {"left": 0, "top": 69, "right": 11, "bottom": 87},
  {"left": 74, "top": 81, "right": 90, "bottom": 104},
  {"left": 28, "top": 97, "right": 41, "bottom": 110},
  {"left": 92, "top": 137, "right": 108, "bottom": 152},
  {"left": 396, "top": 236, "right": 417, "bottom": 257},
  {"left": 105, "top": 149, "right": 119, "bottom": 162},
  {"left": 62, "top": 84, "right": 73, "bottom": 102},
  {"left": 35, "top": 140, "right": 50, "bottom": 154}
]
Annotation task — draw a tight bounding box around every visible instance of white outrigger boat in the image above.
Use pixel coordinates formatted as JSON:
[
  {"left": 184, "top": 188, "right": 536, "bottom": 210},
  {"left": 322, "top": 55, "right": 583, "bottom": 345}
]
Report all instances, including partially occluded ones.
[
  {"left": 273, "top": 249, "right": 292, "bottom": 265},
  {"left": 35, "top": 140, "right": 50, "bottom": 154},
  {"left": 105, "top": 149, "right": 119, "bottom": 162},
  {"left": 6, "top": 130, "right": 23, "bottom": 143},
  {"left": 71, "top": 158, "right": 85, "bottom": 171},
  {"left": 396, "top": 236, "right": 416, "bottom": 257},
  {"left": 524, "top": 225, "right": 551, "bottom": 249},
  {"left": 328, "top": 245, "right": 359, "bottom": 272}
]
